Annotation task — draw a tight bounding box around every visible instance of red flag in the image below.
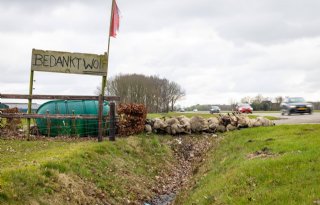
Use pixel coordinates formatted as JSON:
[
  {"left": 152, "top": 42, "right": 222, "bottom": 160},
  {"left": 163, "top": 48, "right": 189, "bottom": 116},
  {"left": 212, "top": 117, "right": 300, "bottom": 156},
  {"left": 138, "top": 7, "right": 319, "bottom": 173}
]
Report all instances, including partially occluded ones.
[{"left": 110, "top": 0, "right": 120, "bottom": 37}]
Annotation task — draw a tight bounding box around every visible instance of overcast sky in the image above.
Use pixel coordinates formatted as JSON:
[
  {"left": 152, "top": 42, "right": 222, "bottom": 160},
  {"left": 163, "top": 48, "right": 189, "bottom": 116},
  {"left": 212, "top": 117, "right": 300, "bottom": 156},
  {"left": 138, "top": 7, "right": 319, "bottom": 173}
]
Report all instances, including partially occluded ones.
[{"left": 1, "top": 0, "right": 320, "bottom": 106}]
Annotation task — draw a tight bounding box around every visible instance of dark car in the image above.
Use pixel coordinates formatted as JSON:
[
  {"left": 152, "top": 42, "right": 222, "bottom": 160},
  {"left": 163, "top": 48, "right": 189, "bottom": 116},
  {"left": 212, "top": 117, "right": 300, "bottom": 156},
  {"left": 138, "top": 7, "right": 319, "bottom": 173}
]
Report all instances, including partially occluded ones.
[
  {"left": 236, "top": 104, "right": 253, "bottom": 114},
  {"left": 280, "top": 97, "right": 313, "bottom": 115},
  {"left": 210, "top": 106, "right": 221, "bottom": 114}
]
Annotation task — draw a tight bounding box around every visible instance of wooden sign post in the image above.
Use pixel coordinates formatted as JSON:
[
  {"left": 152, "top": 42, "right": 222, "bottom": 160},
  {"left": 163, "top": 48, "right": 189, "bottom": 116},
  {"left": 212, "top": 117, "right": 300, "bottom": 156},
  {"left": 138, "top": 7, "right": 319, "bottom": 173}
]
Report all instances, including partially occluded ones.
[
  {"left": 27, "top": 70, "right": 34, "bottom": 140},
  {"left": 27, "top": 49, "right": 109, "bottom": 140},
  {"left": 31, "top": 49, "right": 108, "bottom": 75}
]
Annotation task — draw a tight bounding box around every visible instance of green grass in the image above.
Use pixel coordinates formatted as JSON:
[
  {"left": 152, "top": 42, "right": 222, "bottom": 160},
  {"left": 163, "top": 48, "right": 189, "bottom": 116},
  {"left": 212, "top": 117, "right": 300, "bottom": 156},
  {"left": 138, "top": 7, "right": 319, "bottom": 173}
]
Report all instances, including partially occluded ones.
[
  {"left": 256, "top": 115, "right": 279, "bottom": 120},
  {"left": 175, "top": 124, "right": 320, "bottom": 205},
  {"left": 252, "top": 111, "right": 280, "bottom": 113},
  {"left": 0, "top": 135, "right": 175, "bottom": 204}
]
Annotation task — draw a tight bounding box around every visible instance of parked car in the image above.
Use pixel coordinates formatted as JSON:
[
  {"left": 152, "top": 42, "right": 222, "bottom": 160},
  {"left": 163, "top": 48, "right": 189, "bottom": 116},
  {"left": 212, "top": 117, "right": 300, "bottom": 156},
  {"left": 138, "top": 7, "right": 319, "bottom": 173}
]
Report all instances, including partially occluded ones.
[
  {"left": 193, "top": 109, "right": 198, "bottom": 112},
  {"left": 236, "top": 104, "right": 253, "bottom": 114},
  {"left": 179, "top": 108, "right": 185, "bottom": 112},
  {"left": 210, "top": 106, "right": 221, "bottom": 114},
  {"left": 280, "top": 97, "right": 313, "bottom": 115}
]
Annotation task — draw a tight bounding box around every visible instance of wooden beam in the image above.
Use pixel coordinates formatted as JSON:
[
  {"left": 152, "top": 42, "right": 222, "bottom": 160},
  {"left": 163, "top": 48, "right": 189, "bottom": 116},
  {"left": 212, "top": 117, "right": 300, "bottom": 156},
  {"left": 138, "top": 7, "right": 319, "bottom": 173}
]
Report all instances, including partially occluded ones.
[
  {"left": 0, "top": 113, "right": 102, "bottom": 120},
  {"left": 0, "top": 94, "right": 120, "bottom": 101},
  {"left": 109, "top": 102, "right": 116, "bottom": 141}
]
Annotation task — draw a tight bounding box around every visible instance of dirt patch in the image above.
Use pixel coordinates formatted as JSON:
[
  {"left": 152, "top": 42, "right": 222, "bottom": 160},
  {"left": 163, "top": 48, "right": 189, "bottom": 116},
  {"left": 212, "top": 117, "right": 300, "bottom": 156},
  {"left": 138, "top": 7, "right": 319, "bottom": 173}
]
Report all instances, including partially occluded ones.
[
  {"left": 40, "top": 173, "right": 109, "bottom": 205},
  {"left": 247, "top": 147, "right": 278, "bottom": 160}
]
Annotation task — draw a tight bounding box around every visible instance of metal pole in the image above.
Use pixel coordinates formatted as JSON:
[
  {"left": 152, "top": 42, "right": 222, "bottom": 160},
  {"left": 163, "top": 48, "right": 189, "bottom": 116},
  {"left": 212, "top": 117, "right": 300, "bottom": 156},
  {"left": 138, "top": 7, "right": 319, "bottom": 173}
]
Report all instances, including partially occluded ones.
[
  {"left": 27, "top": 70, "right": 34, "bottom": 140},
  {"left": 98, "top": 95, "right": 104, "bottom": 142},
  {"left": 101, "top": 0, "right": 115, "bottom": 96}
]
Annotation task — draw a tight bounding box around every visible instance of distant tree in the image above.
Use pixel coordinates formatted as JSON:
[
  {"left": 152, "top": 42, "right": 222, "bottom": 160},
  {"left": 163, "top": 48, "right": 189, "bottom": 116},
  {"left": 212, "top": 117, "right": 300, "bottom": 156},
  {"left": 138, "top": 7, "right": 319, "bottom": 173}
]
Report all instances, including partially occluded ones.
[
  {"left": 101, "top": 74, "right": 185, "bottom": 113},
  {"left": 168, "top": 82, "right": 185, "bottom": 112},
  {"left": 241, "top": 96, "right": 252, "bottom": 104},
  {"left": 253, "top": 94, "right": 263, "bottom": 103},
  {"left": 275, "top": 96, "right": 283, "bottom": 104},
  {"left": 229, "top": 98, "right": 237, "bottom": 111},
  {"left": 272, "top": 96, "right": 284, "bottom": 111},
  {"left": 261, "top": 101, "right": 272, "bottom": 111}
]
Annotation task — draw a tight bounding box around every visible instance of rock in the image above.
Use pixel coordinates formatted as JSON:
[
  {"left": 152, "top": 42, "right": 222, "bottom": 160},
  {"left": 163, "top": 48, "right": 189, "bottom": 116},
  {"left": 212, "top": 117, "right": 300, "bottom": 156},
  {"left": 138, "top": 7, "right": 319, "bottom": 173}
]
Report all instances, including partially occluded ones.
[
  {"left": 313, "top": 200, "right": 320, "bottom": 204},
  {"left": 216, "top": 125, "right": 226, "bottom": 133},
  {"left": 226, "top": 124, "right": 237, "bottom": 131},
  {"left": 190, "top": 116, "right": 209, "bottom": 133},
  {"left": 145, "top": 124, "right": 152, "bottom": 133}
]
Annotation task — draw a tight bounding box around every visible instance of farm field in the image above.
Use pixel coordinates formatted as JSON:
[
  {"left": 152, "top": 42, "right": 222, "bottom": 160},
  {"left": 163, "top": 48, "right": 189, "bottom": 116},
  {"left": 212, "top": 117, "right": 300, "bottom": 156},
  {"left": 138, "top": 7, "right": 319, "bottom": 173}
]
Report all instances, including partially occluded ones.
[{"left": 175, "top": 124, "right": 320, "bottom": 205}]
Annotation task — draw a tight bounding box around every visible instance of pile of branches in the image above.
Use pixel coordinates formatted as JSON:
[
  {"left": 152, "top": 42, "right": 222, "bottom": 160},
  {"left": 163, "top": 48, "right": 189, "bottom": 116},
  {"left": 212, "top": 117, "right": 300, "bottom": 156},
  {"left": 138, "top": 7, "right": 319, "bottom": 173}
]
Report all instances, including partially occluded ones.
[
  {"left": 117, "top": 103, "right": 147, "bottom": 136},
  {"left": 0, "top": 108, "right": 22, "bottom": 136}
]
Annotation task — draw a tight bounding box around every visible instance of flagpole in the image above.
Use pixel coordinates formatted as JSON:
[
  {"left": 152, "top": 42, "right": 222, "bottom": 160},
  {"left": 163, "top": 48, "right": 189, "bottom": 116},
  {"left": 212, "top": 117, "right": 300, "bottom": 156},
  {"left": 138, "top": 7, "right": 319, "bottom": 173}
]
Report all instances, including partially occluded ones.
[{"left": 101, "top": 0, "right": 115, "bottom": 96}]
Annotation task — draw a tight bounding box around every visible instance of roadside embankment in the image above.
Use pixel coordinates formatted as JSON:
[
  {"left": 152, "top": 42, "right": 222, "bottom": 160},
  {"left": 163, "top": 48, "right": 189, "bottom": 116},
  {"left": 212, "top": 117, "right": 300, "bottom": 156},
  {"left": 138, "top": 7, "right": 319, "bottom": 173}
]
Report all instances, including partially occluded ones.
[
  {"left": 0, "top": 134, "right": 218, "bottom": 205},
  {"left": 174, "top": 124, "right": 320, "bottom": 205}
]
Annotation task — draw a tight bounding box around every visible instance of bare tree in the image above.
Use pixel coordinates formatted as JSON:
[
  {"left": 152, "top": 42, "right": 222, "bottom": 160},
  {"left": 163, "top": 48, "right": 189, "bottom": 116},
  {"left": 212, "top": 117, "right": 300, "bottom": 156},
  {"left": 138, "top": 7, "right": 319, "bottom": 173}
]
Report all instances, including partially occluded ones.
[
  {"left": 241, "top": 96, "right": 252, "bottom": 104},
  {"left": 275, "top": 96, "right": 283, "bottom": 104},
  {"left": 229, "top": 98, "right": 237, "bottom": 111},
  {"left": 101, "top": 74, "right": 185, "bottom": 113},
  {"left": 253, "top": 94, "right": 264, "bottom": 103},
  {"left": 168, "top": 82, "right": 185, "bottom": 112}
]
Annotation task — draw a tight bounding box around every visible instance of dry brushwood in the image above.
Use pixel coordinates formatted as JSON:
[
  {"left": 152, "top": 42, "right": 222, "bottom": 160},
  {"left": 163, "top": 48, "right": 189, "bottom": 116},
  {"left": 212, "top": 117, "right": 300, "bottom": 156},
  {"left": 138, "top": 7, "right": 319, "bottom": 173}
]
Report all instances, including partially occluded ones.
[
  {"left": 1, "top": 108, "right": 22, "bottom": 131},
  {"left": 0, "top": 108, "right": 23, "bottom": 137},
  {"left": 117, "top": 103, "right": 147, "bottom": 136}
]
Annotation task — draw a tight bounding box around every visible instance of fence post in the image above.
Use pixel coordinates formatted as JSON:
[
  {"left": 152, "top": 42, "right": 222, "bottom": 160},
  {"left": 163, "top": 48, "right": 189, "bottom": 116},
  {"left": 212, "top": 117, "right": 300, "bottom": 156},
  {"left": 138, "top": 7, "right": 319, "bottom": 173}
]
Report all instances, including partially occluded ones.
[
  {"left": 46, "top": 110, "right": 51, "bottom": 137},
  {"left": 27, "top": 70, "right": 34, "bottom": 140},
  {"left": 72, "top": 110, "right": 76, "bottom": 136},
  {"left": 98, "top": 95, "right": 103, "bottom": 142},
  {"left": 109, "top": 102, "right": 116, "bottom": 141}
]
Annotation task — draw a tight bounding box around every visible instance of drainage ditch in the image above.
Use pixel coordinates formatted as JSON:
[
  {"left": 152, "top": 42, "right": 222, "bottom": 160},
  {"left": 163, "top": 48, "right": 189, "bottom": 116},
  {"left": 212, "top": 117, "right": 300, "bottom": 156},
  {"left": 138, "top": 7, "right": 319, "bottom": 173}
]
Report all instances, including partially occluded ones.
[{"left": 145, "top": 135, "right": 220, "bottom": 205}]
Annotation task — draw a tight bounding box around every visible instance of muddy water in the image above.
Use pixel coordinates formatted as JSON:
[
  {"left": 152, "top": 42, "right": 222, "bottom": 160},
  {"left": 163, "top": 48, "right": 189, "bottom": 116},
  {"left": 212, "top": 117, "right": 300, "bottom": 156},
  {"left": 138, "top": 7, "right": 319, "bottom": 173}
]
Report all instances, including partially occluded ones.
[{"left": 147, "top": 193, "right": 176, "bottom": 205}]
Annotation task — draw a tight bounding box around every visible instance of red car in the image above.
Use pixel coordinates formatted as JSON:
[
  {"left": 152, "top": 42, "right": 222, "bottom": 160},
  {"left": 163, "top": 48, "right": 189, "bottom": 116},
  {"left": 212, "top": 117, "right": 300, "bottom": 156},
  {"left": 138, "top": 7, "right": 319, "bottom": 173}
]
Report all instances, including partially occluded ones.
[{"left": 236, "top": 104, "right": 253, "bottom": 114}]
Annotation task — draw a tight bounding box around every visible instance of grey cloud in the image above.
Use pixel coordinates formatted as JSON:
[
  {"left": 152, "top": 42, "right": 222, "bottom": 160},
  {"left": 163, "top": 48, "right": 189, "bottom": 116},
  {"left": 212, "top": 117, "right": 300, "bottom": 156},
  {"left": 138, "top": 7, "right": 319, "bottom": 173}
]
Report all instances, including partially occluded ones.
[
  {"left": 1, "top": 0, "right": 320, "bottom": 105},
  {"left": 0, "top": 0, "right": 107, "bottom": 33},
  {"left": 3, "top": 0, "right": 320, "bottom": 43},
  {"left": 122, "top": 0, "right": 320, "bottom": 44}
]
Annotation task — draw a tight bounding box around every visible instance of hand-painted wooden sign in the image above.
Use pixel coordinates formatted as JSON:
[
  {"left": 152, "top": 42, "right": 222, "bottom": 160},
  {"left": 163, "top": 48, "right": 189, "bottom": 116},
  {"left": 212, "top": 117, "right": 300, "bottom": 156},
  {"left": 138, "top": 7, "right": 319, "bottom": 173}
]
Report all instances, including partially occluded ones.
[{"left": 31, "top": 49, "right": 108, "bottom": 76}]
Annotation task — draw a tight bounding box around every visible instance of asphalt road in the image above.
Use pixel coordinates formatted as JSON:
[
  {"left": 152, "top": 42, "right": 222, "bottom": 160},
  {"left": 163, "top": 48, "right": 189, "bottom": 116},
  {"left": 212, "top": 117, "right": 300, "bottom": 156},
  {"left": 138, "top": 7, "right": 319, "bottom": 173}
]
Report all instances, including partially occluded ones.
[
  {"left": 193, "top": 111, "right": 320, "bottom": 125},
  {"left": 254, "top": 112, "right": 320, "bottom": 125}
]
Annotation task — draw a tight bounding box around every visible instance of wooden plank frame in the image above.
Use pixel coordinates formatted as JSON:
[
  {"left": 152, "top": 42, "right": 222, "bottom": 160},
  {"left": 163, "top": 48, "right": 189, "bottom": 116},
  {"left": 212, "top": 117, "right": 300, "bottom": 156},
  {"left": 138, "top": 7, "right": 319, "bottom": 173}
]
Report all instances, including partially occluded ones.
[
  {"left": 0, "top": 93, "right": 119, "bottom": 141},
  {"left": 0, "top": 94, "right": 120, "bottom": 101}
]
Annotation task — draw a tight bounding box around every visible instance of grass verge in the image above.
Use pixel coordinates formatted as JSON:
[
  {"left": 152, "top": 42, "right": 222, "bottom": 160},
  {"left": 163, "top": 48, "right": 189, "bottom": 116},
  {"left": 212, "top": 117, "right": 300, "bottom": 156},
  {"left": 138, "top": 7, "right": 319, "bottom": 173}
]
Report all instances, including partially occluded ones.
[
  {"left": 175, "top": 124, "right": 320, "bottom": 205},
  {"left": 0, "top": 135, "right": 174, "bottom": 204}
]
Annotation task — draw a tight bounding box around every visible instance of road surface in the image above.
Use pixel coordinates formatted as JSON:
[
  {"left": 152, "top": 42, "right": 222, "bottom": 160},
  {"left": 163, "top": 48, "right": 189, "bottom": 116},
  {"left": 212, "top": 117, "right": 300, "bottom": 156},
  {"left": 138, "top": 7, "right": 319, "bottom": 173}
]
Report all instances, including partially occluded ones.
[
  {"left": 193, "top": 111, "right": 320, "bottom": 125},
  {"left": 254, "top": 112, "right": 320, "bottom": 125}
]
